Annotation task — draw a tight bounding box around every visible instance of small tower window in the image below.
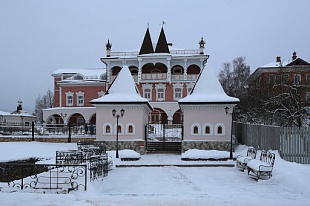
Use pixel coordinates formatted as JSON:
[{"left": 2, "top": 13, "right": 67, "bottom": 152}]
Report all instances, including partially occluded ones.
[{"left": 217, "top": 126, "right": 223, "bottom": 134}]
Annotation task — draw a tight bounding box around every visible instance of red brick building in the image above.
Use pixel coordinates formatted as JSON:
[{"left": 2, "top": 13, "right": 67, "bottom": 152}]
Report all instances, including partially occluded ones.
[{"left": 245, "top": 52, "right": 310, "bottom": 105}]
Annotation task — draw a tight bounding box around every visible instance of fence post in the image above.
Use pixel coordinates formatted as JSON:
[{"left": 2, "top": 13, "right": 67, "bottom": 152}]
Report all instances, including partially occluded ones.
[
  {"left": 68, "top": 122, "right": 71, "bottom": 143},
  {"left": 32, "top": 121, "right": 35, "bottom": 141}
]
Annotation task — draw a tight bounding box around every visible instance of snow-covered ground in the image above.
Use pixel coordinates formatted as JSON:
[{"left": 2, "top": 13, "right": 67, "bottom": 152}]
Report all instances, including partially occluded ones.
[{"left": 0, "top": 142, "right": 309, "bottom": 206}]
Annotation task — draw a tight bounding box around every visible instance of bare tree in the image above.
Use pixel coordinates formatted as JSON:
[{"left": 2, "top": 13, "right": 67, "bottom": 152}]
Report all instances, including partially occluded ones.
[
  {"left": 218, "top": 57, "right": 250, "bottom": 97},
  {"left": 34, "top": 89, "right": 54, "bottom": 123}
]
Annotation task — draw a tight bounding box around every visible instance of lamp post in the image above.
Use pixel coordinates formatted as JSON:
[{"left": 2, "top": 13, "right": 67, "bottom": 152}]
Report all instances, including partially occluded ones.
[
  {"left": 225, "top": 107, "right": 233, "bottom": 160},
  {"left": 112, "top": 109, "right": 125, "bottom": 158}
]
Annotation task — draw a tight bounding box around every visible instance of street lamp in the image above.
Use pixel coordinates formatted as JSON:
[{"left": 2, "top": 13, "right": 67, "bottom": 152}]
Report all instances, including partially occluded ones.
[
  {"left": 225, "top": 107, "right": 233, "bottom": 160},
  {"left": 112, "top": 109, "right": 125, "bottom": 158}
]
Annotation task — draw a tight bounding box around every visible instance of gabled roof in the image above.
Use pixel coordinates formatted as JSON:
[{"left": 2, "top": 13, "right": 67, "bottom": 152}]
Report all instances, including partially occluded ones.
[
  {"left": 178, "top": 64, "right": 239, "bottom": 104},
  {"left": 155, "top": 27, "right": 170, "bottom": 53},
  {"left": 91, "top": 65, "right": 152, "bottom": 109},
  {"left": 286, "top": 57, "right": 310, "bottom": 66},
  {"left": 139, "top": 28, "right": 154, "bottom": 55}
]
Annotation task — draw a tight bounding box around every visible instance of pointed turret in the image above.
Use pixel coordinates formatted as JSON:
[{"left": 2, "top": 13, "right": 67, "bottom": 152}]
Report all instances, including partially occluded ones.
[
  {"left": 139, "top": 28, "right": 154, "bottom": 55},
  {"left": 155, "top": 27, "right": 170, "bottom": 53},
  {"left": 106, "top": 39, "right": 112, "bottom": 57}
]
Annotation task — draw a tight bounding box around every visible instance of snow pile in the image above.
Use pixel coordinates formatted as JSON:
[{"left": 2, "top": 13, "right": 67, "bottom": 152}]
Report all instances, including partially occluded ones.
[
  {"left": 182, "top": 149, "right": 232, "bottom": 159},
  {"left": 119, "top": 149, "right": 141, "bottom": 159}
]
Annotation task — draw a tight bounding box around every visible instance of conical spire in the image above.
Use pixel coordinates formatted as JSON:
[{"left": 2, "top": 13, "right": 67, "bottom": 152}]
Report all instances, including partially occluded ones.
[
  {"left": 179, "top": 64, "right": 239, "bottom": 103},
  {"left": 139, "top": 27, "right": 154, "bottom": 55},
  {"left": 155, "top": 27, "right": 170, "bottom": 53}
]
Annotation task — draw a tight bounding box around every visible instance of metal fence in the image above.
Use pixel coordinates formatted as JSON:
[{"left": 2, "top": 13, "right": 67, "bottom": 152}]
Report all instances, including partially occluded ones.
[
  {"left": 234, "top": 122, "right": 310, "bottom": 164},
  {"left": 0, "top": 122, "right": 94, "bottom": 136},
  {"left": 0, "top": 163, "right": 87, "bottom": 193}
]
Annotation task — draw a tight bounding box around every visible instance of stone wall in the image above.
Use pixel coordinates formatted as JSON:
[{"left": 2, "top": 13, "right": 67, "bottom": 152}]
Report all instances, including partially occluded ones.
[
  {"left": 105, "top": 140, "right": 146, "bottom": 154},
  {"left": 182, "top": 140, "right": 231, "bottom": 153}
]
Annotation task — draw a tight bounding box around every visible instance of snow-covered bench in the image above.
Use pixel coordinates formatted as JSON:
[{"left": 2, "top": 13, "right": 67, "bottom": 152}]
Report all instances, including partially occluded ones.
[
  {"left": 247, "top": 150, "right": 275, "bottom": 180},
  {"left": 236, "top": 147, "right": 256, "bottom": 171}
]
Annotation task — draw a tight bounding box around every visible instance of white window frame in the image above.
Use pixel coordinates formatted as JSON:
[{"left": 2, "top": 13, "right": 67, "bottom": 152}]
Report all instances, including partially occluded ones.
[
  {"left": 186, "top": 82, "right": 195, "bottom": 96},
  {"left": 65, "top": 91, "right": 74, "bottom": 106},
  {"left": 294, "top": 74, "right": 301, "bottom": 85},
  {"left": 126, "top": 123, "right": 135, "bottom": 135},
  {"left": 215, "top": 123, "right": 225, "bottom": 136},
  {"left": 103, "top": 123, "right": 113, "bottom": 135},
  {"left": 142, "top": 84, "right": 152, "bottom": 100},
  {"left": 155, "top": 83, "right": 166, "bottom": 101},
  {"left": 191, "top": 123, "right": 201, "bottom": 135},
  {"left": 173, "top": 83, "right": 183, "bottom": 101},
  {"left": 76, "top": 91, "right": 84, "bottom": 106},
  {"left": 203, "top": 123, "right": 213, "bottom": 135},
  {"left": 114, "top": 123, "right": 124, "bottom": 135}
]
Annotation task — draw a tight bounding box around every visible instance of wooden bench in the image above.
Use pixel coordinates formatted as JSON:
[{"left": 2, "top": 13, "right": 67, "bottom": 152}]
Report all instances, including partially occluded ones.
[
  {"left": 247, "top": 150, "right": 275, "bottom": 180},
  {"left": 236, "top": 147, "right": 256, "bottom": 171}
]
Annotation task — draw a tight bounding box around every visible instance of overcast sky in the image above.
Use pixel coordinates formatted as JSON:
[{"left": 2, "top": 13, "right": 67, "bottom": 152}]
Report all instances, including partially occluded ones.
[{"left": 1, "top": 0, "right": 309, "bottom": 112}]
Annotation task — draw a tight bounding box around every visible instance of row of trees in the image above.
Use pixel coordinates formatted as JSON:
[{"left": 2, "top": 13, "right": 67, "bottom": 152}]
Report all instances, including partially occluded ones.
[{"left": 218, "top": 57, "right": 309, "bottom": 127}]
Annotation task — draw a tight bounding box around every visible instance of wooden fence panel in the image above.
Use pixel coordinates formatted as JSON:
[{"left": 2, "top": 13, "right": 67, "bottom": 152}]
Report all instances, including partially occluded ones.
[
  {"left": 280, "top": 127, "right": 310, "bottom": 164},
  {"left": 234, "top": 123, "right": 309, "bottom": 164}
]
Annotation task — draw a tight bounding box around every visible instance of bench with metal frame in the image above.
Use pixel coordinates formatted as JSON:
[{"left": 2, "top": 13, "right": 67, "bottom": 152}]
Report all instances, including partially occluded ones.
[
  {"left": 236, "top": 147, "right": 257, "bottom": 171},
  {"left": 247, "top": 150, "right": 275, "bottom": 180}
]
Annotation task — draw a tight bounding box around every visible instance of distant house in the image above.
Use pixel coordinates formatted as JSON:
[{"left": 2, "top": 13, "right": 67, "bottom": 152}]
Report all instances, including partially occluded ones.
[
  {"left": 0, "top": 100, "right": 36, "bottom": 127},
  {"left": 245, "top": 52, "right": 310, "bottom": 105}
]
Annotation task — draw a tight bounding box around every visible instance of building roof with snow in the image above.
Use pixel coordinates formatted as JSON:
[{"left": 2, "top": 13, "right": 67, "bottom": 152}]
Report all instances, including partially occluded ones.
[
  {"left": 52, "top": 68, "right": 106, "bottom": 82},
  {"left": 91, "top": 65, "right": 152, "bottom": 109},
  {"left": 178, "top": 64, "right": 239, "bottom": 104}
]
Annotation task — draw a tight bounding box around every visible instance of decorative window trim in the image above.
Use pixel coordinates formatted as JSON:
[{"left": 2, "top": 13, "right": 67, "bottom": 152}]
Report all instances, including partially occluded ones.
[
  {"left": 125, "top": 123, "right": 135, "bottom": 135},
  {"left": 114, "top": 123, "right": 124, "bottom": 135},
  {"left": 65, "top": 91, "right": 74, "bottom": 106},
  {"left": 76, "top": 91, "right": 85, "bottom": 106},
  {"left": 191, "top": 123, "right": 201, "bottom": 135},
  {"left": 173, "top": 83, "right": 183, "bottom": 101},
  {"left": 103, "top": 123, "right": 113, "bottom": 135},
  {"left": 186, "top": 82, "right": 195, "bottom": 95},
  {"left": 142, "top": 83, "right": 153, "bottom": 100},
  {"left": 202, "top": 123, "right": 213, "bottom": 135},
  {"left": 155, "top": 83, "right": 166, "bottom": 101},
  {"left": 215, "top": 123, "right": 225, "bottom": 136}
]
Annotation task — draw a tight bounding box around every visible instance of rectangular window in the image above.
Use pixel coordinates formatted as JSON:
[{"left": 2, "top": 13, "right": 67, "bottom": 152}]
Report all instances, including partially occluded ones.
[
  {"left": 174, "top": 88, "right": 182, "bottom": 99},
  {"left": 157, "top": 88, "right": 164, "bottom": 99},
  {"left": 144, "top": 88, "right": 151, "bottom": 99},
  {"left": 67, "top": 96, "right": 73, "bottom": 106},
  {"left": 307, "top": 74, "right": 310, "bottom": 85},
  {"left": 294, "top": 74, "right": 301, "bottom": 85},
  {"left": 282, "top": 74, "right": 288, "bottom": 84},
  {"left": 269, "top": 74, "right": 275, "bottom": 85},
  {"left": 77, "top": 95, "right": 84, "bottom": 106}
]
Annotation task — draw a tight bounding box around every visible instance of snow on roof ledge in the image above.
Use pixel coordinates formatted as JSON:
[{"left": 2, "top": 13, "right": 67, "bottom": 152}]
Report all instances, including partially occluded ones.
[{"left": 179, "top": 64, "right": 239, "bottom": 104}]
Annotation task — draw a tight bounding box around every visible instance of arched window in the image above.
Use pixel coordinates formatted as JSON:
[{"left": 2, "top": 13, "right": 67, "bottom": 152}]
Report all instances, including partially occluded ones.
[
  {"left": 215, "top": 123, "right": 225, "bottom": 135},
  {"left": 217, "top": 126, "right": 222, "bottom": 134},
  {"left": 117, "top": 125, "right": 122, "bottom": 133},
  {"left": 203, "top": 123, "right": 213, "bottom": 135},
  {"left": 106, "top": 125, "right": 111, "bottom": 133},
  {"left": 194, "top": 126, "right": 199, "bottom": 134},
  {"left": 114, "top": 123, "right": 124, "bottom": 135},
  {"left": 191, "top": 124, "right": 201, "bottom": 135},
  {"left": 126, "top": 123, "right": 135, "bottom": 135},
  {"left": 103, "top": 123, "right": 113, "bottom": 135}
]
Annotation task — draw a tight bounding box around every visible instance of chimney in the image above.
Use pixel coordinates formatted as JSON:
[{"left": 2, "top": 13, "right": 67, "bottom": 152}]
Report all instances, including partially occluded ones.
[
  {"left": 276, "top": 56, "right": 281, "bottom": 63},
  {"left": 292, "top": 51, "right": 297, "bottom": 61}
]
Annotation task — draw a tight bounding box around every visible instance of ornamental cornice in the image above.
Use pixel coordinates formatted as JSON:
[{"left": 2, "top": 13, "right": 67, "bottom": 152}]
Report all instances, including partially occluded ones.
[{"left": 180, "top": 104, "right": 233, "bottom": 111}]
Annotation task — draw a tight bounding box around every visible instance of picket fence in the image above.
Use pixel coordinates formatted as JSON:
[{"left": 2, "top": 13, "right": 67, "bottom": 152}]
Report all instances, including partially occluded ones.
[{"left": 234, "top": 122, "right": 310, "bottom": 164}]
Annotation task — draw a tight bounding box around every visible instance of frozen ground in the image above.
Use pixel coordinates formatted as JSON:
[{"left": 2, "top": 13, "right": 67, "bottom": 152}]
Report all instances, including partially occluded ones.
[{"left": 0, "top": 142, "right": 309, "bottom": 206}]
